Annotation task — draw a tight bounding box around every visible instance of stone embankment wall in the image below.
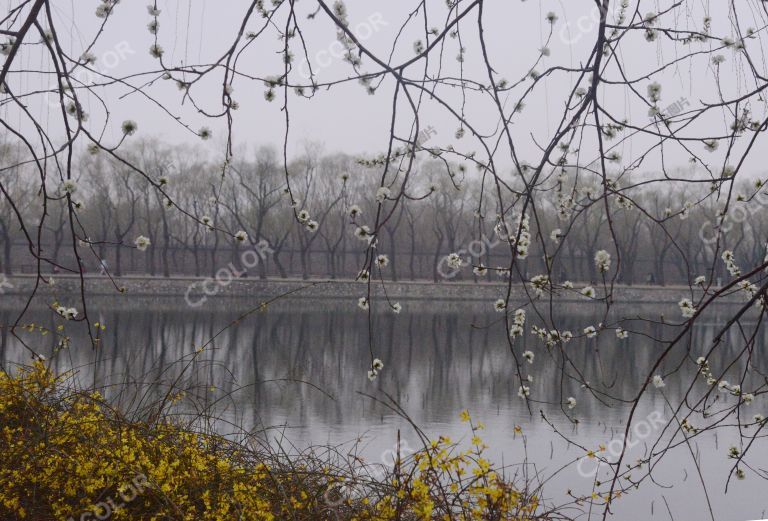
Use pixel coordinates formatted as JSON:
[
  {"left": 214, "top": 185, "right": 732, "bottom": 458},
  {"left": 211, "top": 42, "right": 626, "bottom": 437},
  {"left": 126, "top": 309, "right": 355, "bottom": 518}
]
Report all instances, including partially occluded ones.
[{"left": 0, "top": 274, "right": 731, "bottom": 304}]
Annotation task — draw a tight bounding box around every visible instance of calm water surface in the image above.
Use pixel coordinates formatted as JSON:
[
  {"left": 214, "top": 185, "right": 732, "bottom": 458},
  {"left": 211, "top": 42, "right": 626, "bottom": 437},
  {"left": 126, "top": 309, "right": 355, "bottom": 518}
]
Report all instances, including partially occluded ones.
[{"left": 1, "top": 299, "right": 766, "bottom": 521}]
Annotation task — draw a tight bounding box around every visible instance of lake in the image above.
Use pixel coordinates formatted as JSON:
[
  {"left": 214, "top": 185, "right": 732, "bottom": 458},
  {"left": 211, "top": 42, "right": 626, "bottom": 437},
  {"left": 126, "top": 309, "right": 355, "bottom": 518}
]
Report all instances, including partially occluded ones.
[{"left": 1, "top": 298, "right": 765, "bottom": 521}]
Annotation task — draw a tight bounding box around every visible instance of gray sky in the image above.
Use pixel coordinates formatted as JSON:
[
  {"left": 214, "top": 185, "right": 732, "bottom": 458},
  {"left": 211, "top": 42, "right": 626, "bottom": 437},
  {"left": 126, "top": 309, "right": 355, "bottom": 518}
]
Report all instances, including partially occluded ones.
[{"left": 3, "top": 0, "right": 767, "bottom": 177}]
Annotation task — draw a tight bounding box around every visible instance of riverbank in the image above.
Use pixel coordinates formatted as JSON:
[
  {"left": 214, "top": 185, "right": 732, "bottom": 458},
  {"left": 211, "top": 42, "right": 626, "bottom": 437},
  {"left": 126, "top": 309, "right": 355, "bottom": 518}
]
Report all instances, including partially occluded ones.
[
  {"left": 0, "top": 274, "right": 747, "bottom": 317},
  {"left": 0, "top": 274, "right": 728, "bottom": 304}
]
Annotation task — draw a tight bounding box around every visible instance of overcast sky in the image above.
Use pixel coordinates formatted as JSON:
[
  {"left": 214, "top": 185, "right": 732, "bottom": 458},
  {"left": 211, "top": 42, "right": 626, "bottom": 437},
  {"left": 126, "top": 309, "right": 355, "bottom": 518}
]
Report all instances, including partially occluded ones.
[{"left": 3, "top": 0, "right": 767, "bottom": 177}]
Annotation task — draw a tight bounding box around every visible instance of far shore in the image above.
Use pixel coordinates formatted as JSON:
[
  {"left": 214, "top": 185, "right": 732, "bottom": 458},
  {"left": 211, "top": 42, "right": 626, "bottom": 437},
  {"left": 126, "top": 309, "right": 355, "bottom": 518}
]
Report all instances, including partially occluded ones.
[{"left": 0, "top": 273, "right": 738, "bottom": 306}]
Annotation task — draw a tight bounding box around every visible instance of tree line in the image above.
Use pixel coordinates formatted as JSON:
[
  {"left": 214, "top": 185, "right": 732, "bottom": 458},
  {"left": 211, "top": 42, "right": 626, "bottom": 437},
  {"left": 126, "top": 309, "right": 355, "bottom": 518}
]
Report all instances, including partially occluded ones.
[{"left": 2, "top": 138, "right": 765, "bottom": 286}]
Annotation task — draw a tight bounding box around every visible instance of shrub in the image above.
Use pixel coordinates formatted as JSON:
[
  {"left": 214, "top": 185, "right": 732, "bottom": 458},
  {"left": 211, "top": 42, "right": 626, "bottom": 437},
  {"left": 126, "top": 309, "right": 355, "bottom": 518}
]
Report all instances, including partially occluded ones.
[{"left": 0, "top": 362, "right": 546, "bottom": 520}]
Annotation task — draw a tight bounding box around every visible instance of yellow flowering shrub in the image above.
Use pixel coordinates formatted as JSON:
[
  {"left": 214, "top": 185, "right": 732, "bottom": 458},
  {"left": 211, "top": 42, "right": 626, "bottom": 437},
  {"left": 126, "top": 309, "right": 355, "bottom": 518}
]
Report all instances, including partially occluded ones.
[{"left": 0, "top": 363, "right": 547, "bottom": 520}]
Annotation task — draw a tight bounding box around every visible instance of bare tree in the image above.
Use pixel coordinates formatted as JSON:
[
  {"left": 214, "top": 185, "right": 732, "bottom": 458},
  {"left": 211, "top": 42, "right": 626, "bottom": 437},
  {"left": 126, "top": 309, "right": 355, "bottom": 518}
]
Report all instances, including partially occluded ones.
[{"left": 3, "top": 1, "right": 768, "bottom": 518}]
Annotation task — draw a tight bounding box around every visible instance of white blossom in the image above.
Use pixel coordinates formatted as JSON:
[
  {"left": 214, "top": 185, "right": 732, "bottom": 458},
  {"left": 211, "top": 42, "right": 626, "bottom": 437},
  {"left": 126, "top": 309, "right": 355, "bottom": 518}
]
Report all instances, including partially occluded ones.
[
  {"left": 354, "top": 225, "right": 371, "bottom": 241},
  {"left": 721, "top": 250, "right": 740, "bottom": 277},
  {"left": 149, "top": 44, "right": 164, "bottom": 58},
  {"left": 56, "top": 306, "right": 78, "bottom": 320},
  {"left": 594, "top": 250, "right": 611, "bottom": 273},
  {"left": 530, "top": 274, "right": 549, "bottom": 297},
  {"left": 647, "top": 82, "right": 662, "bottom": 103},
  {"left": 121, "top": 120, "right": 138, "bottom": 135},
  {"left": 134, "top": 235, "right": 151, "bottom": 251},
  {"left": 446, "top": 253, "right": 463, "bottom": 269},
  {"left": 375, "top": 186, "right": 391, "bottom": 203},
  {"left": 678, "top": 298, "right": 696, "bottom": 318},
  {"left": 510, "top": 309, "right": 526, "bottom": 338},
  {"left": 80, "top": 52, "right": 97, "bottom": 65},
  {"left": 61, "top": 179, "right": 77, "bottom": 195},
  {"left": 95, "top": 3, "right": 112, "bottom": 17}
]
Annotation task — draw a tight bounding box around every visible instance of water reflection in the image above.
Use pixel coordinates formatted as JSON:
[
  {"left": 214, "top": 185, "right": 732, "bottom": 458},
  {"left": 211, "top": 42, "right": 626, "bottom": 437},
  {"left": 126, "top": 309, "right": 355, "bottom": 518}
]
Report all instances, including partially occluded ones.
[{"left": 1, "top": 301, "right": 766, "bottom": 520}]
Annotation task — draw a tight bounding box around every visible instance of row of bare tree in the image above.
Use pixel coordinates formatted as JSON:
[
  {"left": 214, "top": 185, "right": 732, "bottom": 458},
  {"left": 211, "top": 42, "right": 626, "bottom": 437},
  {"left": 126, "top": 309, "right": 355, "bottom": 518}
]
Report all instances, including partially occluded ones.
[{"left": 1, "top": 138, "right": 764, "bottom": 285}]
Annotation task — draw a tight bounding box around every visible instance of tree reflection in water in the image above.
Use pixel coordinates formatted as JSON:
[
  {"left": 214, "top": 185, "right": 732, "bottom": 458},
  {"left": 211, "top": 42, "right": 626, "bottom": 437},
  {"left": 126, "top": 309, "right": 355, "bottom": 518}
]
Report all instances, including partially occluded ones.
[{"left": 1, "top": 301, "right": 766, "bottom": 520}]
